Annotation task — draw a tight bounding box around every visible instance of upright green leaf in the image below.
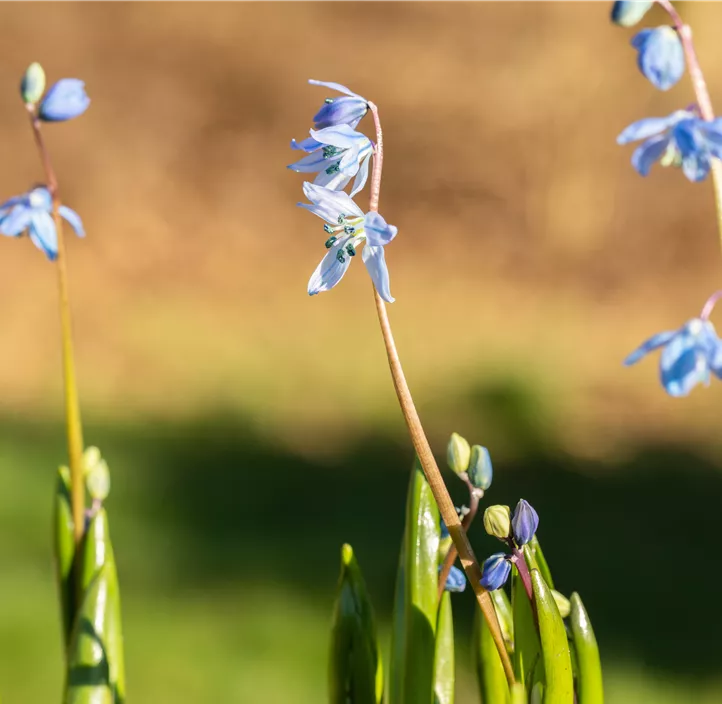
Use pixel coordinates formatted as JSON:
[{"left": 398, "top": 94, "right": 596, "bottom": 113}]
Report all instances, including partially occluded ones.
[
  {"left": 390, "top": 459, "right": 440, "bottom": 704},
  {"left": 531, "top": 570, "right": 573, "bottom": 704},
  {"left": 54, "top": 466, "right": 76, "bottom": 649},
  {"left": 509, "top": 683, "right": 527, "bottom": 704},
  {"left": 473, "top": 596, "right": 510, "bottom": 704},
  {"left": 526, "top": 537, "right": 554, "bottom": 590},
  {"left": 511, "top": 567, "right": 540, "bottom": 687},
  {"left": 569, "top": 593, "right": 603, "bottom": 704},
  {"left": 433, "top": 592, "right": 454, "bottom": 704},
  {"left": 329, "top": 544, "right": 383, "bottom": 704},
  {"left": 389, "top": 545, "right": 406, "bottom": 704}
]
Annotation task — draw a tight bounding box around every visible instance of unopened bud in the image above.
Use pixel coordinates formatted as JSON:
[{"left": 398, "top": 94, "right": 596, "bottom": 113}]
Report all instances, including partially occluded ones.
[
  {"left": 447, "top": 432, "right": 471, "bottom": 475},
  {"left": 483, "top": 505, "right": 511, "bottom": 540},
  {"left": 551, "top": 590, "right": 571, "bottom": 619},
  {"left": 20, "top": 62, "right": 46, "bottom": 104},
  {"left": 83, "top": 446, "right": 110, "bottom": 501},
  {"left": 480, "top": 553, "right": 511, "bottom": 591},
  {"left": 468, "top": 445, "right": 493, "bottom": 491},
  {"left": 611, "top": 1, "right": 654, "bottom": 27},
  {"left": 511, "top": 498, "right": 539, "bottom": 546}
]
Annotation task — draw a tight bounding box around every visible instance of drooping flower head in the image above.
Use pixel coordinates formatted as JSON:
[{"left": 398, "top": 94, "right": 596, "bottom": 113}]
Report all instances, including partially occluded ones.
[
  {"left": 617, "top": 110, "right": 722, "bottom": 181},
  {"left": 299, "top": 183, "right": 397, "bottom": 303},
  {"left": 632, "top": 26, "right": 685, "bottom": 91},
  {"left": 624, "top": 315, "right": 722, "bottom": 396},
  {"left": 289, "top": 125, "right": 373, "bottom": 197},
  {"left": 309, "top": 80, "right": 369, "bottom": 130},
  {"left": 38, "top": 79, "right": 90, "bottom": 122},
  {"left": 480, "top": 553, "right": 511, "bottom": 591},
  {"left": 0, "top": 186, "right": 84, "bottom": 260}
]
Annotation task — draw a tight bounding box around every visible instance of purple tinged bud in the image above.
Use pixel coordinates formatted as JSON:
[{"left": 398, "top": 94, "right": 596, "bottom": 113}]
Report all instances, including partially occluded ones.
[
  {"left": 511, "top": 499, "right": 539, "bottom": 546},
  {"left": 38, "top": 79, "right": 90, "bottom": 122},
  {"left": 480, "top": 553, "right": 511, "bottom": 591}
]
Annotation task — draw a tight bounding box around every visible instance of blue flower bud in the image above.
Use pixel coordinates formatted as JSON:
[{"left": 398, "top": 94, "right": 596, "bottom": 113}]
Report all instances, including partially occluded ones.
[
  {"left": 38, "top": 79, "right": 90, "bottom": 122},
  {"left": 443, "top": 565, "right": 466, "bottom": 593},
  {"left": 611, "top": 1, "right": 654, "bottom": 27},
  {"left": 480, "top": 553, "right": 511, "bottom": 591},
  {"left": 20, "top": 63, "right": 46, "bottom": 105},
  {"left": 468, "top": 445, "right": 493, "bottom": 490},
  {"left": 632, "top": 26, "right": 685, "bottom": 91},
  {"left": 511, "top": 499, "right": 539, "bottom": 546}
]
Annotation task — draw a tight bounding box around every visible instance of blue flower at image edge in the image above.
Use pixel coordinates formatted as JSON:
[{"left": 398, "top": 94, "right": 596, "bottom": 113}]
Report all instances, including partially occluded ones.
[
  {"left": 309, "top": 80, "right": 368, "bottom": 130},
  {"left": 38, "top": 79, "right": 90, "bottom": 122},
  {"left": 624, "top": 318, "right": 722, "bottom": 396},
  {"left": 0, "top": 187, "right": 85, "bottom": 260},
  {"left": 298, "top": 183, "right": 397, "bottom": 303},
  {"left": 617, "top": 110, "right": 722, "bottom": 182},
  {"left": 632, "top": 26, "right": 685, "bottom": 91}
]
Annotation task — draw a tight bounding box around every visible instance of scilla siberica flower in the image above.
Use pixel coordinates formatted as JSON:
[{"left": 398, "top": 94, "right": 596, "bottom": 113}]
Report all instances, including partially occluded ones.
[
  {"left": 289, "top": 125, "right": 373, "bottom": 197},
  {"left": 309, "top": 80, "right": 368, "bottom": 130},
  {"left": 299, "top": 183, "right": 397, "bottom": 302},
  {"left": 624, "top": 316, "right": 722, "bottom": 396},
  {"left": 38, "top": 79, "right": 90, "bottom": 122},
  {"left": 617, "top": 110, "right": 722, "bottom": 181},
  {"left": 443, "top": 565, "right": 466, "bottom": 593},
  {"left": 632, "top": 26, "right": 685, "bottom": 91},
  {"left": 0, "top": 186, "right": 84, "bottom": 260},
  {"left": 480, "top": 553, "right": 511, "bottom": 591},
  {"left": 511, "top": 499, "right": 539, "bottom": 546}
]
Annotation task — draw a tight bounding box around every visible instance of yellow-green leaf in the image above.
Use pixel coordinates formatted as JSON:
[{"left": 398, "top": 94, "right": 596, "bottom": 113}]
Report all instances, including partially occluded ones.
[{"left": 569, "top": 593, "right": 603, "bottom": 704}]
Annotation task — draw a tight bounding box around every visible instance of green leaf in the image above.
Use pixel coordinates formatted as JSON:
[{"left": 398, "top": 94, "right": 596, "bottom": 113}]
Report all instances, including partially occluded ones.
[
  {"left": 512, "top": 567, "right": 540, "bottom": 687},
  {"left": 433, "top": 592, "right": 454, "bottom": 704},
  {"left": 68, "top": 509, "right": 126, "bottom": 704},
  {"left": 473, "top": 595, "right": 510, "bottom": 704},
  {"left": 531, "top": 570, "right": 573, "bottom": 704},
  {"left": 526, "top": 537, "right": 554, "bottom": 590},
  {"left": 490, "top": 589, "right": 513, "bottom": 652},
  {"left": 389, "top": 545, "right": 406, "bottom": 704},
  {"left": 54, "top": 466, "right": 76, "bottom": 649},
  {"left": 569, "top": 593, "right": 603, "bottom": 704},
  {"left": 328, "top": 544, "right": 383, "bottom": 704},
  {"left": 391, "top": 458, "right": 440, "bottom": 704},
  {"left": 509, "top": 683, "right": 527, "bottom": 704}
]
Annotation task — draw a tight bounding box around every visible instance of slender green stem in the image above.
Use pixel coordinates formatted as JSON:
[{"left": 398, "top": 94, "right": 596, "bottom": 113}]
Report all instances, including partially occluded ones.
[
  {"left": 26, "top": 106, "right": 85, "bottom": 544},
  {"left": 657, "top": 0, "right": 722, "bottom": 253},
  {"left": 367, "top": 102, "right": 515, "bottom": 685}
]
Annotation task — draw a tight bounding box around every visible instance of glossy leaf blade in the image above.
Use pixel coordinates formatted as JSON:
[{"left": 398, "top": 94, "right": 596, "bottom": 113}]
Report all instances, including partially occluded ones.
[
  {"left": 389, "top": 544, "right": 406, "bottom": 704},
  {"left": 526, "top": 537, "right": 554, "bottom": 590},
  {"left": 569, "top": 593, "right": 603, "bottom": 704},
  {"left": 510, "top": 683, "right": 527, "bottom": 704},
  {"left": 328, "top": 544, "right": 383, "bottom": 704},
  {"left": 433, "top": 592, "right": 454, "bottom": 704},
  {"left": 473, "top": 596, "right": 510, "bottom": 704},
  {"left": 531, "top": 570, "right": 573, "bottom": 704},
  {"left": 512, "top": 567, "right": 540, "bottom": 687},
  {"left": 54, "top": 466, "right": 76, "bottom": 648}
]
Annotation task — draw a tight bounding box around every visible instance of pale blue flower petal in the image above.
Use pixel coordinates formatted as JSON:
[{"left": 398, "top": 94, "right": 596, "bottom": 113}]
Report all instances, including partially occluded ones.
[
  {"left": 0, "top": 206, "right": 32, "bottom": 237},
  {"left": 313, "top": 168, "right": 353, "bottom": 192},
  {"left": 313, "top": 97, "right": 368, "bottom": 130},
  {"left": 299, "top": 182, "right": 364, "bottom": 223},
  {"left": 364, "top": 211, "right": 398, "bottom": 247},
  {"left": 630, "top": 28, "right": 652, "bottom": 50},
  {"left": 38, "top": 79, "right": 90, "bottom": 122},
  {"left": 310, "top": 124, "right": 366, "bottom": 150},
  {"left": 59, "top": 205, "right": 85, "bottom": 238},
  {"left": 633, "top": 26, "right": 685, "bottom": 91},
  {"left": 349, "top": 151, "right": 372, "bottom": 197},
  {"left": 290, "top": 136, "right": 321, "bottom": 152},
  {"left": 308, "top": 80, "right": 360, "bottom": 98},
  {"left": 28, "top": 211, "right": 58, "bottom": 260},
  {"left": 288, "top": 151, "right": 334, "bottom": 173},
  {"left": 617, "top": 112, "right": 690, "bottom": 144},
  {"left": 624, "top": 330, "right": 676, "bottom": 366},
  {"left": 308, "top": 237, "right": 353, "bottom": 296},
  {"left": 660, "top": 345, "right": 708, "bottom": 396},
  {"left": 443, "top": 566, "right": 466, "bottom": 593},
  {"left": 631, "top": 134, "right": 671, "bottom": 176},
  {"left": 362, "top": 244, "right": 394, "bottom": 303}
]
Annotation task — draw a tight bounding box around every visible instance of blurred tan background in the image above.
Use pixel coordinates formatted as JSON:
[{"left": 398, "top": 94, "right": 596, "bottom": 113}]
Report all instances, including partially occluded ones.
[{"left": 0, "top": 2, "right": 721, "bottom": 703}]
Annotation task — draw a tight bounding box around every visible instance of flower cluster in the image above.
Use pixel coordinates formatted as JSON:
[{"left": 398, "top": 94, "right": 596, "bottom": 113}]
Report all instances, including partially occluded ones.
[
  {"left": 0, "top": 64, "right": 89, "bottom": 261},
  {"left": 612, "top": 6, "right": 722, "bottom": 397},
  {"left": 289, "top": 80, "right": 398, "bottom": 303},
  {"left": 479, "top": 499, "right": 539, "bottom": 591}
]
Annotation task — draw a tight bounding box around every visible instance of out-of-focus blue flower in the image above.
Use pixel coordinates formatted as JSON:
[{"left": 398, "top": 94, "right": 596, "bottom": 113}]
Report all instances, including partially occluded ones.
[
  {"left": 617, "top": 110, "right": 722, "bottom": 181},
  {"left": 289, "top": 125, "right": 373, "bottom": 197},
  {"left": 468, "top": 445, "right": 493, "bottom": 491},
  {"left": 309, "top": 80, "right": 368, "bottom": 130},
  {"left": 480, "top": 553, "right": 511, "bottom": 591},
  {"left": 38, "top": 79, "right": 90, "bottom": 122},
  {"left": 443, "top": 565, "right": 466, "bottom": 593},
  {"left": 611, "top": 1, "right": 654, "bottom": 27},
  {"left": 0, "top": 186, "right": 84, "bottom": 260},
  {"left": 298, "top": 182, "right": 398, "bottom": 303},
  {"left": 511, "top": 499, "right": 539, "bottom": 546},
  {"left": 624, "top": 317, "right": 722, "bottom": 396},
  {"left": 632, "top": 26, "right": 685, "bottom": 91},
  {"left": 440, "top": 518, "right": 450, "bottom": 540}
]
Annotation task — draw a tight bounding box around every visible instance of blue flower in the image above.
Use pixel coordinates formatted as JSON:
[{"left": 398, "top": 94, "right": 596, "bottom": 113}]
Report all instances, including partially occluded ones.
[
  {"left": 0, "top": 186, "right": 85, "bottom": 260},
  {"left": 289, "top": 125, "right": 373, "bottom": 197},
  {"left": 443, "top": 565, "right": 466, "bottom": 593},
  {"left": 480, "top": 553, "right": 511, "bottom": 591},
  {"left": 611, "top": 1, "right": 654, "bottom": 27},
  {"left": 299, "top": 183, "right": 398, "bottom": 303},
  {"left": 632, "top": 27, "right": 685, "bottom": 91},
  {"left": 309, "top": 80, "right": 368, "bottom": 130},
  {"left": 38, "top": 79, "right": 90, "bottom": 122},
  {"left": 511, "top": 499, "right": 539, "bottom": 546},
  {"left": 617, "top": 110, "right": 722, "bottom": 181},
  {"left": 624, "top": 317, "right": 722, "bottom": 396}
]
